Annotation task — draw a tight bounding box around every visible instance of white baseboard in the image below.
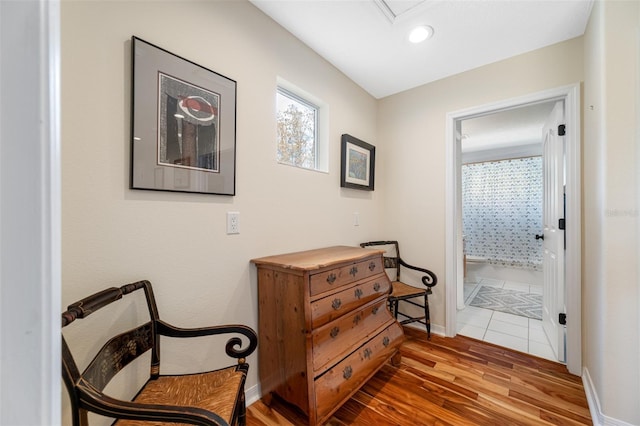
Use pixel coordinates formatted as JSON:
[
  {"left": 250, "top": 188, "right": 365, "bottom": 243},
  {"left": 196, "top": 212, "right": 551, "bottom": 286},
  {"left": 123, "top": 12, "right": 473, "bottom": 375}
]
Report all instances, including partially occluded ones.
[
  {"left": 246, "top": 383, "right": 261, "bottom": 407},
  {"left": 582, "top": 367, "right": 636, "bottom": 426},
  {"left": 583, "top": 367, "right": 604, "bottom": 425}
]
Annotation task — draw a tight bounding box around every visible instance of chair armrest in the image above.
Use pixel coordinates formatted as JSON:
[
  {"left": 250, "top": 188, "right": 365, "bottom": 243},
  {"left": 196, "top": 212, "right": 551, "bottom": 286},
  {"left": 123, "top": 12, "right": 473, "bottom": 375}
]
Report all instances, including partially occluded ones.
[
  {"left": 398, "top": 258, "right": 438, "bottom": 288},
  {"left": 156, "top": 321, "right": 258, "bottom": 360},
  {"left": 78, "top": 383, "right": 229, "bottom": 426}
]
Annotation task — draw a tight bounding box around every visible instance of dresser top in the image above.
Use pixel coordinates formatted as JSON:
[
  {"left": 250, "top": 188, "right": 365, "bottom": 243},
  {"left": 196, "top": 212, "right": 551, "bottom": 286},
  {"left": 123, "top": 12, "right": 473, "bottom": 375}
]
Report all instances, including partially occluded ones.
[{"left": 251, "top": 245, "right": 383, "bottom": 271}]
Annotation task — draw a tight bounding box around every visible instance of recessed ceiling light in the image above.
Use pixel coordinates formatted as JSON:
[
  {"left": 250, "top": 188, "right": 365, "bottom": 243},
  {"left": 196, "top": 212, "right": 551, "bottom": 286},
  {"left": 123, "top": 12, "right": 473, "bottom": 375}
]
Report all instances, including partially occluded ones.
[{"left": 408, "top": 25, "right": 434, "bottom": 44}]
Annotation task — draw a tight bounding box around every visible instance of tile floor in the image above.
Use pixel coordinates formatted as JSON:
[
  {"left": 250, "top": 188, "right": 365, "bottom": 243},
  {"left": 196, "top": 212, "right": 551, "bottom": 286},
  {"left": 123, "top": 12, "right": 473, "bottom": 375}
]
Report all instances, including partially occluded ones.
[{"left": 458, "top": 277, "right": 558, "bottom": 362}]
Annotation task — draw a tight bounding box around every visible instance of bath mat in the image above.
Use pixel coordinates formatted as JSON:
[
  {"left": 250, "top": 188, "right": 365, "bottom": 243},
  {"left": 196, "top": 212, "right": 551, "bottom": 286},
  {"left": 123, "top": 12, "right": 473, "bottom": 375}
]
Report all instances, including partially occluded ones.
[{"left": 469, "top": 286, "right": 542, "bottom": 320}]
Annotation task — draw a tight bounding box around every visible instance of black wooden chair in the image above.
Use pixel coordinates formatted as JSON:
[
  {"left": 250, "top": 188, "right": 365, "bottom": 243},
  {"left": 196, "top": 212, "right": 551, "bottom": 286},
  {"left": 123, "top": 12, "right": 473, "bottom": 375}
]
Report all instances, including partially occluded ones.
[
  {"left": 61, "top": 280, "right": 258, "bottom": 426},
  {"left": 360, "top": 241, "right": 437, "bottom": 339}
]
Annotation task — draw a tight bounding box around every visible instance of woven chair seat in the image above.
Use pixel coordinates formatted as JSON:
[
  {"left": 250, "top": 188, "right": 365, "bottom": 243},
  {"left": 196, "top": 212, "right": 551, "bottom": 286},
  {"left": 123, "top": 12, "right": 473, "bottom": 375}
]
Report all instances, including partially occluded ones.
[
  {"left": 62, "top": 280, "right": 258, "bottom": 426},
  {"left": 391, "top": 281, "right": 429, "bottom": 299},
  {"left": 115, "top": 366, "right": 246, "bottom": 426}
]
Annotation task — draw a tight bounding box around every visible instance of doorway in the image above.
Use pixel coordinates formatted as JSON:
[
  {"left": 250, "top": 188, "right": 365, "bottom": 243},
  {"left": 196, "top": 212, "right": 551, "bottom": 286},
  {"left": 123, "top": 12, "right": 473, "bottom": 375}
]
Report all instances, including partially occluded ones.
[
  {"left": 456, "top": 100, "right": 557, "bottom": 361},
  {"left": 444, "top": 84, "right": 582, "bottom": 376}
]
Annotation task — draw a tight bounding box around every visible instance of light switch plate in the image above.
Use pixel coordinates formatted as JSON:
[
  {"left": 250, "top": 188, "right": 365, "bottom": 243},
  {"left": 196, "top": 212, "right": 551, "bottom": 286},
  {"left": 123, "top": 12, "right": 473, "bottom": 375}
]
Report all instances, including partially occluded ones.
[{"left": 227, "top": 212, "right": 240, "bottom": 234}]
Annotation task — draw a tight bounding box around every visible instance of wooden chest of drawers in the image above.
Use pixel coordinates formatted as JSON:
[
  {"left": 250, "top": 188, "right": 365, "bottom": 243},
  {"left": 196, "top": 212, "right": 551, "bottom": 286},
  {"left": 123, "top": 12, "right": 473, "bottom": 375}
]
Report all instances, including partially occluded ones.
[{"left": 252, "top": 246, "right": 404, "bottom": 425}]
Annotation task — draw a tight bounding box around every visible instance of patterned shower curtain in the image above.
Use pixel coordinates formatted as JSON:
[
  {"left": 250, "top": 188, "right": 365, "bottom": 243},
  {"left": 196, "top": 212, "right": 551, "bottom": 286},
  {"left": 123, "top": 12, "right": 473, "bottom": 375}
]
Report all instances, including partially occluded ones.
[{"left": 462, "top": 156, "right": 543, "bottom": 271}]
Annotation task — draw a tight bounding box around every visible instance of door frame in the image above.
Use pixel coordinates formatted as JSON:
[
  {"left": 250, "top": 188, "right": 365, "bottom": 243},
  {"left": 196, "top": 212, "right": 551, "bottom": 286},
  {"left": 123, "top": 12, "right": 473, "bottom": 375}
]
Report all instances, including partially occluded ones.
[
  {"left": 0, "top": 1, "right": 61, "bottom": 424},
  {"left": 444, "top": 84, "right": 582, "bottom": 375}
]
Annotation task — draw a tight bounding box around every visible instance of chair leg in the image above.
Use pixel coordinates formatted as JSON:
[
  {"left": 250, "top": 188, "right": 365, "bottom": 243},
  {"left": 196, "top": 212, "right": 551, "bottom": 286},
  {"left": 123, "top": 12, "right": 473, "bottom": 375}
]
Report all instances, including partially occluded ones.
[
  {"left": 424, "top": 294, "right": 431, "bottom": 340},
  {"left": 237, "top": 389, "right": 247, "bottom": 426}
]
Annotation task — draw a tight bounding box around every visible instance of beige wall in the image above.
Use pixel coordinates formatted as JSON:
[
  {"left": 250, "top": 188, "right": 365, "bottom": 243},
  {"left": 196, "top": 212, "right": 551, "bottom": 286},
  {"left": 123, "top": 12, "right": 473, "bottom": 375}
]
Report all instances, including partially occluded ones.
[
  {"left": 61, "top": 0, "right": 640, "bottom": 424},
  {"left": 377, "top": 37, "right": 584, "bottom": 328},
  {"left": 61, "top": 1, "right": 382, "bottom": 423},
  {"left": 583, "top": 0, "right": 640, "bottom": 423}
]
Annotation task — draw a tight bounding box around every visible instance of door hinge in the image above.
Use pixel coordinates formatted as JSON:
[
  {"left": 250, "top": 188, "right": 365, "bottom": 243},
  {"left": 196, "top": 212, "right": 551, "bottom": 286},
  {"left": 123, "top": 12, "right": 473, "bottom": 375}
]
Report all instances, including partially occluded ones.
[
  {"left": 559, "top": 313, "right": 567, "bottom": 325},
  {"left": 558, "top": 124, "right": 566, "bottom": 136},
  {"left": 559, "top": 218, "right": 565, "bottom": 230}
]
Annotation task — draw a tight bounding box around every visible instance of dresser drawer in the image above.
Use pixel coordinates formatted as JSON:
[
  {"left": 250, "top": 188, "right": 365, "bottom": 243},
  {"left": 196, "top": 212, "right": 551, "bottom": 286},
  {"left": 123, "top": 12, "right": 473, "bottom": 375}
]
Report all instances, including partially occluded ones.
[
  {"left": 253, "top": 247, "right": 404, "bottom": 426},
  {"left": 309, "top": 256, "right": 383, "bottom": 297},
  {"left": 313, "top": 321, "right": 404, "bottom": 420},
  {"left": 310, "top": 275, "right": 390, "bottom": 329},
  {"left": 312, "top": 299, "right": 391, "bottom": 374}
]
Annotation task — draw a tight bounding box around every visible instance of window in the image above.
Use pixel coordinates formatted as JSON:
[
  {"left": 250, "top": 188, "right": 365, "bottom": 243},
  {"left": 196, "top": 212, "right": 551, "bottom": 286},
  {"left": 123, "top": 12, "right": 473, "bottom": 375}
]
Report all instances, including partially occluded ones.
[{"left": 276, "top": 84, "right": 326, "bottom": 171}]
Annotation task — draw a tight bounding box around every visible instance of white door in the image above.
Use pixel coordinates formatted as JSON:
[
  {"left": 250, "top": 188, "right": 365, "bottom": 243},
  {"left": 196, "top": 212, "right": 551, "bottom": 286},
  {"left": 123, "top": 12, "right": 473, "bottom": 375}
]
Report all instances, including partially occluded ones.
[{"left": 541, "top": 101, "right": 566, "bottom": 362}]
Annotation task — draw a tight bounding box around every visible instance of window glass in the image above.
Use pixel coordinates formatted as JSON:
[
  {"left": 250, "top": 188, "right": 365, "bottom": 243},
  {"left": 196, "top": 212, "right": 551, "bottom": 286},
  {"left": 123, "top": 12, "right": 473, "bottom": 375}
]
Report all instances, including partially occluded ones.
[{"left": 276, "top": 87, "right": 318, "bottom": 170}]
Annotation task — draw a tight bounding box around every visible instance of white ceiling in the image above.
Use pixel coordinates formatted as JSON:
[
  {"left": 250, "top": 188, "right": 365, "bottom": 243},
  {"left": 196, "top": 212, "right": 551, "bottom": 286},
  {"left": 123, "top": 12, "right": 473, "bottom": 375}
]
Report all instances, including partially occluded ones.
[
  {"left": 250, "top": 0, "right": 593, "bottom": 99},
  {"left": 461, "top": 101, "right": 556, "bottom": 152},
  {"left": 250, "top": 0, "right": 592, "bottom": 152}
]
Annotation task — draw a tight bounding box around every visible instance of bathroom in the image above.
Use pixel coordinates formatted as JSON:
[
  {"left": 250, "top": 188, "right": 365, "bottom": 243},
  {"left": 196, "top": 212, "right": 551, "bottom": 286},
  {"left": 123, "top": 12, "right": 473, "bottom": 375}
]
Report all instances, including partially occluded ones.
[{"left": 456, "top": 101, "right": 558, "bottom": 361}]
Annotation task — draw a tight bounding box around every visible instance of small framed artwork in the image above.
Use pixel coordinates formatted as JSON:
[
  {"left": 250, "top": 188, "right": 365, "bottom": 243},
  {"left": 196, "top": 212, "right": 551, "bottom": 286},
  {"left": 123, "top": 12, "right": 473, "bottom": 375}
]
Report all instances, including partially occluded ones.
[
  {"left": 130, "top": 36, "right": 236, "bottom": 195},
  {"left": 340, "top": 134, "right": 375, "bottom": 191}
]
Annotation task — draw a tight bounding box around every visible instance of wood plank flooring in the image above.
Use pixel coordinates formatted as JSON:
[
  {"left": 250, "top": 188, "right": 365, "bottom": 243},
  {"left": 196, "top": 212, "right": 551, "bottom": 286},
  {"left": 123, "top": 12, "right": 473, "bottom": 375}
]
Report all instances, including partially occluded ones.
[{"left": 246, "top": 326, "right": 591, "bottom": 425}]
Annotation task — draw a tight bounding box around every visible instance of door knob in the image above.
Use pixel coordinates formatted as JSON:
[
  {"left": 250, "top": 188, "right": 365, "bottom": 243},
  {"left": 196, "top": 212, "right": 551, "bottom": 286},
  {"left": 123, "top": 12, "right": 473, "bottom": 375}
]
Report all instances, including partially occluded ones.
[{"left": 535, "top": 234, "right": 544, "bottom": 240}]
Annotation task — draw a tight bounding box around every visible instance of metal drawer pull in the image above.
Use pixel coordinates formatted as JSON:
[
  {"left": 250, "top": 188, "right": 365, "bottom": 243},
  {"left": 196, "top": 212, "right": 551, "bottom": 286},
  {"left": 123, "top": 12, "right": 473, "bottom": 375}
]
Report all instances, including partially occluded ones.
[
  {"left": 353, "top": 314, "right": 361, "bottom": 325},
  {"left": 349, "top": 266, "right": 358, "bottom": 277},
  {"left": 372, "top": 306, "right": 379, "bottom": 315},
  {"left": 363, "top": 348, "right": 372, "bottom": 359},
  {"left": 373, "top": 282, "right": 380, "bottom": 292},
  {"left": 343, "top": 366, "right": 352, "bottom": 380},
  {"left": 354, "top": 288, "right": 363, "bottom": 299},
  {"left": 368, "top": 262, "right": 376, "bottom": 271},
  {"left": 330, "top": 327, "right": 340, "bottom": 338},
  {"left": 332, "top": 298, "right": 342, "bottom": 310},
  {"left": 326, "top": 273, "right": 337, "bottom": 284},
  {"left": 383, "top": 336, "right": 390, "bottom": 347}
]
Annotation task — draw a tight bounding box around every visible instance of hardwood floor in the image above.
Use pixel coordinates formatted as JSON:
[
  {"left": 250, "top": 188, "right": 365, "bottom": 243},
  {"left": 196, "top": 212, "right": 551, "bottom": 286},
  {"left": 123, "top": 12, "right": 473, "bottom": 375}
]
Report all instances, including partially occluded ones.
[{"left": 247, "top": 326, "right": 591, "bottom": 425}]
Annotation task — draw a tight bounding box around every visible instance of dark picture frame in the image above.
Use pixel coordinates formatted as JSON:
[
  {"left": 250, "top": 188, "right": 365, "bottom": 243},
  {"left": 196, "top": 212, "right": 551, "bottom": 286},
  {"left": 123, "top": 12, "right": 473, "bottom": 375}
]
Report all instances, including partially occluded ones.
[
  {"left": 130, "top": 36, "right": 236, "bottom": 195},
  {"left": 340, "top": 134, "right": 375, "bottom": 191}
]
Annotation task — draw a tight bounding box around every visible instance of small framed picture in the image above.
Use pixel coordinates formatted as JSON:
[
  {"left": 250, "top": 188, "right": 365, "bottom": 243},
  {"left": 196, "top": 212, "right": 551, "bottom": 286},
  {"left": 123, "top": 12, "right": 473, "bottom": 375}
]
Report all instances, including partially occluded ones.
[
  {"left": 130, "top": 36, "right": 236, "bottom": 195},
  {"left": 340, "top": 134, "right": 375, "bottom": 191}
]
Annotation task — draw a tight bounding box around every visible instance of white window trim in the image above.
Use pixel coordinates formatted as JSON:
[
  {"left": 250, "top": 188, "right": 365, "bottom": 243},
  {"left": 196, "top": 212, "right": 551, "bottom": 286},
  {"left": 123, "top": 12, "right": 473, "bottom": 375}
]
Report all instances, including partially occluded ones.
[{"left": 276, "top": 77, "right": 328, "bottom": 173}]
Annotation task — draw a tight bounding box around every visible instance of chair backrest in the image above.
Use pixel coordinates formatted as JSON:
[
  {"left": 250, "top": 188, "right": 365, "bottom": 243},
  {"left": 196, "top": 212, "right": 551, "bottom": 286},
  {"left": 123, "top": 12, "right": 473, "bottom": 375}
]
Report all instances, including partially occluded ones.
[
  {"left": 61, "top": 280, "right": 160, "bottom": 426},
  {"left": 360, "top": 240, "right": 402, "bottom": 281}
]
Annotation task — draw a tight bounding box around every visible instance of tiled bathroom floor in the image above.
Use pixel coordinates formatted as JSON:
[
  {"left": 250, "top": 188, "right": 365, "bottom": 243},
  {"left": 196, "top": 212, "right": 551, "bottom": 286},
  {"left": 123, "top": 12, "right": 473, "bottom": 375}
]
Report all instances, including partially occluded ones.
[{"left": 458, "top": 277, "right": 558, "bottom": 362}]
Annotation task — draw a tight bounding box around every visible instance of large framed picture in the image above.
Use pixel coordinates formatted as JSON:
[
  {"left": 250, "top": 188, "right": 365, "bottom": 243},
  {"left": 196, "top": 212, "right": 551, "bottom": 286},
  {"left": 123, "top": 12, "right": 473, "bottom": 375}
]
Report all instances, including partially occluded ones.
[
  {"left": 340, "top": 134, "right": 375, "bottom": 191},
  {"left": 130, "top": 36, "right": 236, "bottom": 195}
]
